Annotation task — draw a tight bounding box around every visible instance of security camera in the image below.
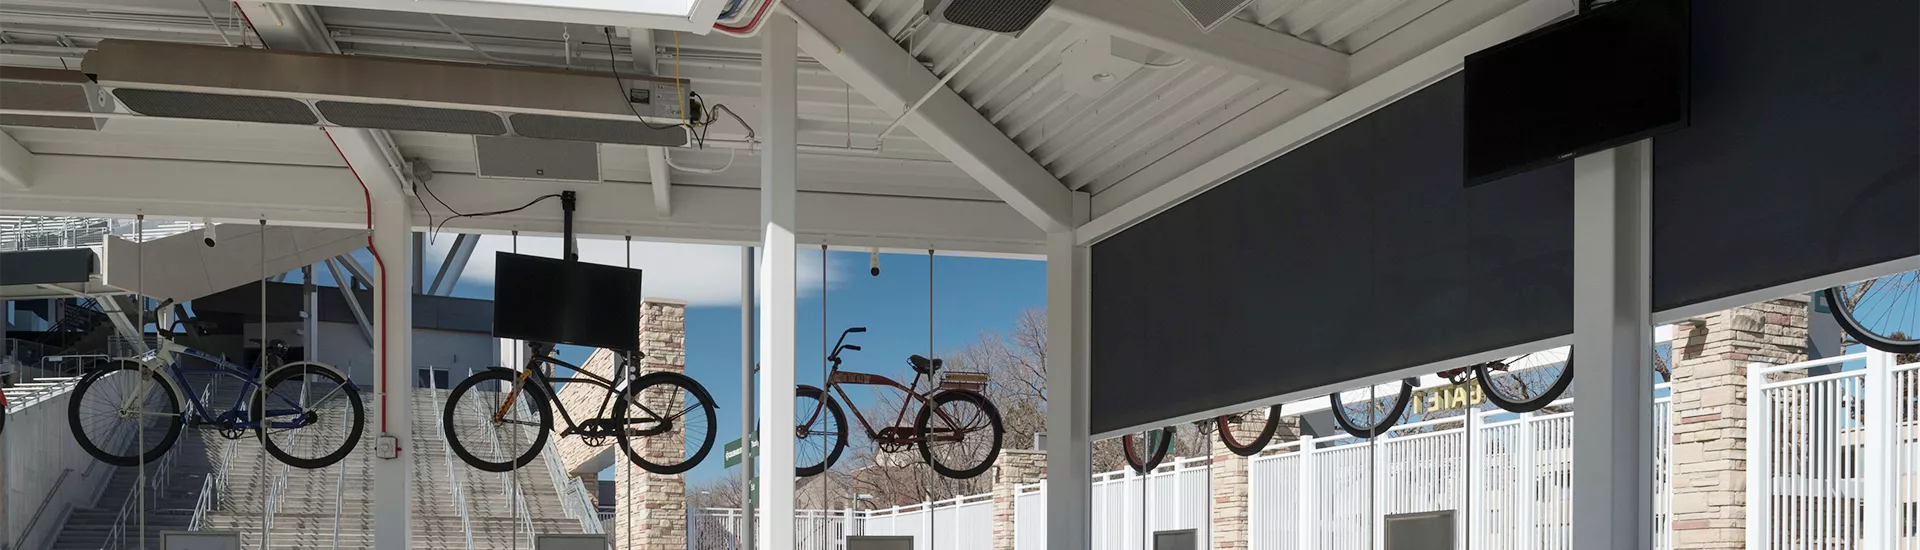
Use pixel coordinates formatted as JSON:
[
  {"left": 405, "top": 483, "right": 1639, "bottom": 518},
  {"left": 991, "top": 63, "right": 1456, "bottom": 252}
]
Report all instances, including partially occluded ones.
[
  {"left": 201, "top": 219, "right": 217, "bottom": 248},
  {"left": 869, "top": 248, "right": 880, "bottom": 277}
]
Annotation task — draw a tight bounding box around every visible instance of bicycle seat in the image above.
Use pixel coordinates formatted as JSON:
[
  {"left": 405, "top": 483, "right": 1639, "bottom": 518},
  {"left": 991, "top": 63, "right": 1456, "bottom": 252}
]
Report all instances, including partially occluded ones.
[{"left": 909, "top": 354, "right": 943, "bottom": 375}]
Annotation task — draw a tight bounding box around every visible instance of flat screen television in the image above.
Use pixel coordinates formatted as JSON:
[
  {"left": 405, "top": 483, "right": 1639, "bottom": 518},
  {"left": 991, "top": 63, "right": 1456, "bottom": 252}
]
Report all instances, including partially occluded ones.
[
  {"left": 492, "top": 252, "right": 643, "bottom": 351},
  {"left": 1464, "top": 0, "right": 1689, "bottom": 187}
]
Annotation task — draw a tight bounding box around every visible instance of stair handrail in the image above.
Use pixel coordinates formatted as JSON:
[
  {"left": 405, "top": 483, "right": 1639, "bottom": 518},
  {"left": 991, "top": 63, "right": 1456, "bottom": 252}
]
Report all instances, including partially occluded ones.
[
  {"left": 98, "top": 449, "right": 178, "bottom": 549},
  {"left": 478, "top": 391, "right": 539, "bottom": 546},
  {"left": 539, "top": 431, "right": 604, "bottom": 534},
  {"left": 430, "top": 386, "right": 479, "bottom": 549}
]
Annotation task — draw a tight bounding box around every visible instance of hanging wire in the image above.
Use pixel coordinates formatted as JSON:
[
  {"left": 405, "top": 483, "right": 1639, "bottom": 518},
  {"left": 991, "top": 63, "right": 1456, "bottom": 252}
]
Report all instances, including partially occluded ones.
[
  {"left": 624, "top": 234, "right": 632, "bottom": 550},
  {"left": 925, "top": 249, "right": 935, "bottom": 513},
  {"left": 259, "top": 218, "right": 272, "bottom": 548},
  {"left": 135, "top": 213, "right": 146, "bottom": 549}
]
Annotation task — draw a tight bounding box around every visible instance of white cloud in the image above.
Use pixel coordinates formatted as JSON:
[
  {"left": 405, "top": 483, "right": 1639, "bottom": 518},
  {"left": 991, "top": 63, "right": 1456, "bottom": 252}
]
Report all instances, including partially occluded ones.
[{"left": 428, "top": 235, "right": 842, "bottom": 306}]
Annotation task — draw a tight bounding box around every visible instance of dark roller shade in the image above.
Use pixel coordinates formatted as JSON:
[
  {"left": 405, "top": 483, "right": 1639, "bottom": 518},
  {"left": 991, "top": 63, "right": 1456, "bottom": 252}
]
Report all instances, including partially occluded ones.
[
  {"left": 1092, "top": 76, "right": 1575, "bottom": 435},
  {"left": 1651, "top": 0, "right": 1919, "bottom": 312}
]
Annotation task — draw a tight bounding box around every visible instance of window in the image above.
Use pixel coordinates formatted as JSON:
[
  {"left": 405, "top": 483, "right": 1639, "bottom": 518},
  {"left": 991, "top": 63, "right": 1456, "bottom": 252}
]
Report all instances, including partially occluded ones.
[{"left": 416, "top": 367, "right": 449, "bottom": 389}]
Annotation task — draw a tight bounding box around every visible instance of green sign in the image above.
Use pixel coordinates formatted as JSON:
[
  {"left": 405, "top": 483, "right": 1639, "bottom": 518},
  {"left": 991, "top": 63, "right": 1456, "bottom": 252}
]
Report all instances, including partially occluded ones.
[{"left": 723, "top": 434, "right": 760, "bottom": 468}]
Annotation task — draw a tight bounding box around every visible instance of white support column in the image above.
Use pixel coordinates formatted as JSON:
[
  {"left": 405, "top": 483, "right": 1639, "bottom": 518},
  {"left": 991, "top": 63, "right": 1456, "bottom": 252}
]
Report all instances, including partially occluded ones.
[
  {"left": 328, "top": 129, "right": 415, "bottom": 550},
  {"left": 1863, "top": 350, "right": 1893, "bottom": 549},
  {"left": 1571, "top": 140, "right": 1655, "bottom": 550},
  {"left": 1044, "top": 225, "right": 1092, "bottom": 550},
  {"left": 755, "top": 14, "right": 798, "bottom": 550}
]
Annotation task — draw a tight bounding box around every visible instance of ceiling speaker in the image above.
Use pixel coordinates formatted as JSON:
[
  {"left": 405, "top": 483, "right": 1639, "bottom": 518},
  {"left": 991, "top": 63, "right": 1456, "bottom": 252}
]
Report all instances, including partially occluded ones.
[
  {"left": 925, "top": 0, "right": 1054, "bottom": 35},
  {"left": 475, "top": 136, "right": 601, "bottom": 183}
]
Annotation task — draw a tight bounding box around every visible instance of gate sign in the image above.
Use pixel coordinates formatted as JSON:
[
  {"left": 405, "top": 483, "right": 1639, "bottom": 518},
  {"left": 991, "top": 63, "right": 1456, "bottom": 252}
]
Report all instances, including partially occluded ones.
[{"left": 1407, "top": 383, "right": 1485, "bottom": 415}]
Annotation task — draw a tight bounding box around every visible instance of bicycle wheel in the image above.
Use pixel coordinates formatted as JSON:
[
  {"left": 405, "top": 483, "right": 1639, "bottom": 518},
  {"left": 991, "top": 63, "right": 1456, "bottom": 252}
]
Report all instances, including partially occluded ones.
[
  {"left": 1217, "top": 406, "right": 1283, "bottom": 457},
  {"left": 915, "top": 390, "right": 1003, "bottom": 480},
  {"left": 1476, "top": 348, "right": 1574, "bottom": 413},
  {"left": 252, "top": 362, "right": 364, "bottom": 469},
  {"left": 795, "top": 385, "right": 846, "bottom": 478},
  {"left": 68, "top": 360, "right": 183, "bottom": 467},
  {"left": 614, "top": 372, "right": 718, "bottom": 475},
  {"left": 1826, "top": 273, "right": 1920, "bottom": 354},
  {"left": 1122, "top": 426, "right": 1173, "bottom": 474},
  {"left": 443, "top": 367, "right": 551, "bottom": 473},
  {"left": 1329, "top": 381, "right": 1413, "bottom": 439}
]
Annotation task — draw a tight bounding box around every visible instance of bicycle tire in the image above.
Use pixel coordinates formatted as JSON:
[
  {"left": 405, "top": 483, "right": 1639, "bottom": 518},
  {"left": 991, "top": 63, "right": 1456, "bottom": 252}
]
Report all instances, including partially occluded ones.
[
  {"left": 69, "top": 360, "right": 183, "bottom": 467},
  {"left": 443, "top": 367, "right": 552, "bottom": 473},
  {"left": 1123, "top": 426, "right": 1174, "bottom": 474},
  {"left": 1825, "top": 286, "right": 1920, "bottom": 354},
  {"left": 915, "top": 390, "right": 1004, "bottom": 480},
  {"left": 795, "top": 385, "right": 846, "bottom": 478},
  {"left": 1217, "top": 406, "right": 1283, "bottom": 457},
  {"left": 1329, "top": 382, "right": 1413, "bottom": 440},
  {"left": 252, "top": 362, "right": 365, "bottom": 469},
  {"left": 614, "top": 372, "right": 718, "bottom": 475},
  {"left": 1475, "top": 356, "right": 1574, "bottom": 413}
]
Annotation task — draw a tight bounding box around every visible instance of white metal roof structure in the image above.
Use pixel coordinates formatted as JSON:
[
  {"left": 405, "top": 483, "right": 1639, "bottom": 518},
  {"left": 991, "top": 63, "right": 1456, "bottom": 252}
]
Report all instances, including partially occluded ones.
[
  {"left": 0, "top": 0, "right": 1614, "bottom": 548},
  {"left": 0, "top": 0, "right": 1572, "bottom": 256}
]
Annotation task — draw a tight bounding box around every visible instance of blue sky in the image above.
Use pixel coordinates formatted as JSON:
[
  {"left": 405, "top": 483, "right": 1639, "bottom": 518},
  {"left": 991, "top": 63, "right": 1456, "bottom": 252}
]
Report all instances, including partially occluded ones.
[{"left": 409, "top": 235, "right": 1047, "bottom": 484}]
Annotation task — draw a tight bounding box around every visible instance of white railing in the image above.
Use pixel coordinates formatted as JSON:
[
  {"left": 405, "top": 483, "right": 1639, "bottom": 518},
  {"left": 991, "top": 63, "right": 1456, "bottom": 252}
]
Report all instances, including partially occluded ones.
[
  {"left": 687, "top": 493, "right": 994, "bottom": 550},
  {"left": 0, "top": 216, "right": 201, "bottom": 251},
  {"left": 98, "top": 446, "right": 179, "bottom": 549},
  {"left": 1229, "top": 388, "right": 1673, "bottom": 550},
  {"left": 539, "top": 429, "right": 604, "bottom": 534},
  {"left": 429, "top": 387, "right": 479, "bottom": 549},
  {"left": 1746, "top": 350, "right": 1912, "bottom": 549}
]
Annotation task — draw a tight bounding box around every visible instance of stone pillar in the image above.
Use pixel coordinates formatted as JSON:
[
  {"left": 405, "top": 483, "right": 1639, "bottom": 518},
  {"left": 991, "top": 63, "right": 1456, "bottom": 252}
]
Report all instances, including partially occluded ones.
[
  {"left": 1211, "top": 411, "right": 1298, "bottom": 550},
  {"left": 616, "top": 299, "right": 689, "bottom": 550},
  {"left": 1668, "top": 296, "right": 1807, "bottom": 549},
  {"left": 991, "top": 450, "right": 1048, "bottom": 550}
]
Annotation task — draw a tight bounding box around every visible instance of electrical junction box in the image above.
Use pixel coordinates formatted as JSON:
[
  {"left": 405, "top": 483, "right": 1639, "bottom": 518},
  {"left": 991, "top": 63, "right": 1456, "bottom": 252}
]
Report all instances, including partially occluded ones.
[{"left": 377, "top": 434, "right": 400, "bottom": 459}]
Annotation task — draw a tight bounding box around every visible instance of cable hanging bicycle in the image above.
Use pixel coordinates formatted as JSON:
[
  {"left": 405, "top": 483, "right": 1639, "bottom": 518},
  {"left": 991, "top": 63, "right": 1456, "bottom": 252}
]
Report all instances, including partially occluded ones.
[{"left": 440, "top": 195, "right": 718, "bottom": 475}]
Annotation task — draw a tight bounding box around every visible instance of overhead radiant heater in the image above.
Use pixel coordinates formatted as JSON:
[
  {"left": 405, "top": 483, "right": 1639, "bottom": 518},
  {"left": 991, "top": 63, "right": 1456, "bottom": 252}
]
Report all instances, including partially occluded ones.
[
  {"left": 923, "top": 0, "right": 1055, "bottom": 35},
  {"left": 81, "top": 39, "right": 691, "bottom": 147}
]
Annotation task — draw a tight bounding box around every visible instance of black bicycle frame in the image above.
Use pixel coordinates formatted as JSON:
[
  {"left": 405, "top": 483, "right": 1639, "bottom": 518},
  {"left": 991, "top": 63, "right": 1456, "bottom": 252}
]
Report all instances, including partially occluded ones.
[{"left": 505, "top": 348, "right": 668, "bottom": 436}]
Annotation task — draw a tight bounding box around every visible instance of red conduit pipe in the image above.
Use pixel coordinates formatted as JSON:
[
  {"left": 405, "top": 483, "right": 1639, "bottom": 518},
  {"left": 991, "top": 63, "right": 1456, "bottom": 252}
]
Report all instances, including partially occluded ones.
[{"left": 321, "top": 127, "right": 393, "bottom": 434}]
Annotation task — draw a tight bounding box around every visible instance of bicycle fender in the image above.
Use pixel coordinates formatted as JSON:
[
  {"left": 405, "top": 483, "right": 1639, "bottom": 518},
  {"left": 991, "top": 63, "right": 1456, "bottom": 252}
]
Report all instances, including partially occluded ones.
[
  {"left": 637, "top": 371, "right": 719, "bottom": 410},
  {"left": 267, "top": 361, "right": 358, "bottom": 389}
]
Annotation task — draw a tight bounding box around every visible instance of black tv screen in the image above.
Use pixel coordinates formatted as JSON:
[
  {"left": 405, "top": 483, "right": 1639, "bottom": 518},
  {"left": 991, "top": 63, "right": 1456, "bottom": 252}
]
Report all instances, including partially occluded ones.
[
  {"left": 1464, "top": 0, "right": 1688, "bottom": 186},
  {"left": 492, "top": 252, "right": 643, "bottom": 351}
]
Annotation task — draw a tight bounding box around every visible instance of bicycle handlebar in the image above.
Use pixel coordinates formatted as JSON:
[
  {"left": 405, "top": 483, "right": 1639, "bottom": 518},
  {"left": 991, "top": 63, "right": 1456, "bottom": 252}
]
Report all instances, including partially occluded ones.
[{"left": 828, "top": 327, "right": 868, "bottom": 362}]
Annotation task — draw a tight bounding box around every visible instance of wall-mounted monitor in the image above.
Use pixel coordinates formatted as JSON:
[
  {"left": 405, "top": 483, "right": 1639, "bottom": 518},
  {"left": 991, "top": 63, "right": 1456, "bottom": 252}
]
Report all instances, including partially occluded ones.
[
  {"left": 1464, "top": 0, "right": 1689, "bottom": 186},
  {"left": 492, "top": 252, "right": 642, "bottom": 351}
]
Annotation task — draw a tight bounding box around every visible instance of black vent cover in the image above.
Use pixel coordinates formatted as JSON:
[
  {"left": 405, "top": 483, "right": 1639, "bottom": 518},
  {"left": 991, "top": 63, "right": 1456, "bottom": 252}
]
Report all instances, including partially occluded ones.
[
  {"left": 931, "top": 0, "right": 1054, "bottom": 34},
  {"left": 113, "top": 89, "right": 318, "bottom": 125}
]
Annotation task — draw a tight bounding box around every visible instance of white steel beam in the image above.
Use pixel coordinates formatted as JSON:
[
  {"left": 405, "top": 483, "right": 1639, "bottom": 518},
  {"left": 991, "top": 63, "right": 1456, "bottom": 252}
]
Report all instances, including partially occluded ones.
[
  {"left": 322, "top": 258, "right": 377, "bottom": 346},
  {"left": 0, "top": 129, "right": 34, "bottom": 190},
  {"left": 1047, "top": 0, "right": 1349, "bottom": 96},
  {"left": 1044, "top": 193, "right": 1093, "bottom": 550},
  {"left": 1075, "top": 0, "right": 1571, "bottom": 245},
  {"left": 756, "top": 14, "right": 798, "bottom": 550},
  {"left": 327, "top": 127, "right": 415, "bottom": 550},
  {"left": 4, "top": 155, "right": 1046, "bottom": 255},
  {"left": 649, "top": 147, "right": 673, "bottom": 218},
  {"left": 787, "top": 0, "right": 1075, "bottom": 232},
  {"left": 1570, "top": 141, "right": 1654, "bottom": 550},
  {"left": 426, "top": 233, "right": 477, "bottom": 296}
]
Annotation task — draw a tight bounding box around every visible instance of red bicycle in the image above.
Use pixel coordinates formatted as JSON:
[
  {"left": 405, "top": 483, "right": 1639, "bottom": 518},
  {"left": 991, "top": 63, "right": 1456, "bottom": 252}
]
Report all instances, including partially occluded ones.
[{"left": 795, "top": 327, "right": 1005, "bottom": 480}]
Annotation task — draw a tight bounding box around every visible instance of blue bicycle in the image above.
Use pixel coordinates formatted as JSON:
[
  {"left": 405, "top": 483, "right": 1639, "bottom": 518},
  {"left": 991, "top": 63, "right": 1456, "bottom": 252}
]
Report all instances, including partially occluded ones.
[{"left": 67, "top": 300, "right": 364, "bottom": 469}]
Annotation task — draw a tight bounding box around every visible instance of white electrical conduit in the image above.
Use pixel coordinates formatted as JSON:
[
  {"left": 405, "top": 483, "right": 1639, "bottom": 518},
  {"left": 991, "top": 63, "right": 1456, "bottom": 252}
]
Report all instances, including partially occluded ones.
[
  {"left": 429, "top": 13, "right": 572, "bottom": 69},
  {"left": 874, "top": 33, "right": 997, "bottom": 148}
]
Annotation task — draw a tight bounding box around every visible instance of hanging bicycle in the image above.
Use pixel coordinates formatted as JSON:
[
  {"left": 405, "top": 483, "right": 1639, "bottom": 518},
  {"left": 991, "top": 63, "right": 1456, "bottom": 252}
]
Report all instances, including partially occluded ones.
[
  {"left": 1824, "top": 269, "right": 1919, "bottom": 354},
  {"left": 1120, "top": 404, "right": 1284, "bottom": 473},
  {"left": 442, "top": 341, "right": 718, "bottom": 475},
  {"left": 795, "top": 327, "right": 1005, "bottom": 480},
  {"left": 67, "top": 299, "right": 365, "bottom": 468},
  {"left": 1327, "top": 346, "right": 1574, "bottom": 439}
]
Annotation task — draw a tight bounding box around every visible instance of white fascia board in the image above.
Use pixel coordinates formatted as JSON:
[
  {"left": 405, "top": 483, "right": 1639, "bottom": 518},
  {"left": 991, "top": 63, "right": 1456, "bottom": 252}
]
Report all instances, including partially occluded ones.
[{"left": 3, "top": 155, "right": 1045, "bottom": 255}]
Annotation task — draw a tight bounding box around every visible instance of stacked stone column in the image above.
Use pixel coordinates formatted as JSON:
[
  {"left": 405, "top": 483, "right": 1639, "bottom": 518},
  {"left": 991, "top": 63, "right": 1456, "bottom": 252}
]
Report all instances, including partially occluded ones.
[
  {"left": 1211, "top": 409, "right": 1297, "bottom": 550},
  {"left": 990, "top": 450, "right": 1048, "bottom": 550},
  {"left": 1668, "top": 296, "right": 1807, "bottom": 549},
  {"left": 614, "top": 299, "right": 689, "bottom": 550}
]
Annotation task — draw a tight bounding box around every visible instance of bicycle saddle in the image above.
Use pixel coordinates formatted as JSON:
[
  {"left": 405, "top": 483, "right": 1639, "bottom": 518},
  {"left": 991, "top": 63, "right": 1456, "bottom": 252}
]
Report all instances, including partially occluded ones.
[{"left": 909, "top": 354, "right": 943, "bottom": 375}]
